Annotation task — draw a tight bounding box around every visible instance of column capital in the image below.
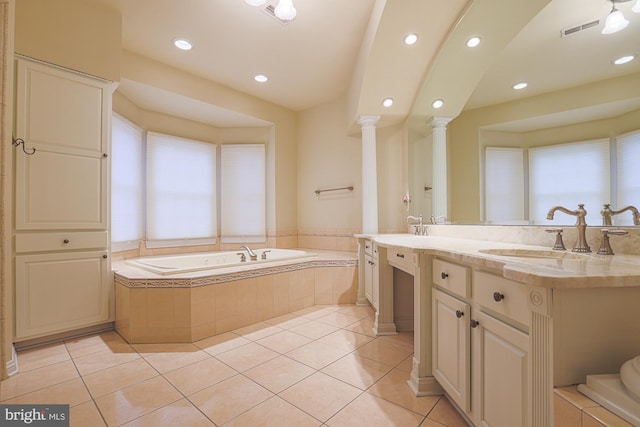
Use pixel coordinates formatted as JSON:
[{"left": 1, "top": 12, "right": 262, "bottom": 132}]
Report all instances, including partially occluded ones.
[
  {"left": 428, "top": 116, "right": 453, "bottom": 128},
  {"left": 357, "top": 115, "right": 381, "bottom": 127}
]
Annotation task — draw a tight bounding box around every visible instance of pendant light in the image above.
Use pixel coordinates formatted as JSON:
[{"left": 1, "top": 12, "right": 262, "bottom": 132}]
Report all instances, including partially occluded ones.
[
  {"left": 274, "top": 0, "right": 296, "bottom": 21},
  {"left": 633, "top": 0, "right": 640, "bottom": 13},
  {"left": 602, "top": 1, "right": 630, "bottom": 34}
]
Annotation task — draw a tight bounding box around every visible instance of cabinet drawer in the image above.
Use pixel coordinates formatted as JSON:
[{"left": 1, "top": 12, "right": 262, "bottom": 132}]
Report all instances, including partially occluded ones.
[
  {"left": 387, "top": 247, "right": 415, "bottom": 275},
  {"left": 364, "top": 240, "right": 374, "bottom": 256},
  {"left": 433, "top": 258, "right": 470, "bottom": 299},
  {"left": 15, "top": 231, "right": 108, "bottom": 253},
  {"left": 473, "top": 271, "right": 529, "bottom": 326}
]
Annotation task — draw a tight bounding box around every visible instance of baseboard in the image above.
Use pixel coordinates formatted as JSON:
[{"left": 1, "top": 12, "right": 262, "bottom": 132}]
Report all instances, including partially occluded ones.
[
  {"left": 6, "top": 344, "right": 18, "bottom": 376},
  {"left": 14, "top": 322, "right": 114, "bottom": 351}
]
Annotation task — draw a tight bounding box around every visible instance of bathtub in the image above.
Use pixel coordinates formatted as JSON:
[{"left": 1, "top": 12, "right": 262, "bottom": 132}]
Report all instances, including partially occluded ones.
[{"left": 125, "top": 248, "right": 315, "bottom": 275}]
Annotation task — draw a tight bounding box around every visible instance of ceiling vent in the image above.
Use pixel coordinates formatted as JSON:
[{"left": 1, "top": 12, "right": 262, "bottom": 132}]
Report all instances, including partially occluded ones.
[
  {"left": 561, "top": 19, "right": 600, "bottom": 37},
  {"left": 262, "top": 4, "right": 292, "bottom": 25}
]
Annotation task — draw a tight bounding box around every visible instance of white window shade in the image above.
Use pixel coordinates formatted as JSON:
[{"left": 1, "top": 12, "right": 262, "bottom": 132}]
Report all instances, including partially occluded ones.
[
  {"left": 220, "top": 144, "right": 266, "bottom": 243},
  {"left": 146, "top": 132, "right": 217, "bottom": 247},
  {"left": 529, "top": 139, "right": 610, "bottom": 225},
  {"left": 485, "top": 147, "right": 525, "bottom": 223},
  {"left": 616, "top": 131, "right": 640, "bottom": 225},
  {"left": 111, "top": 115, "right": 144, "bottom": 249}
]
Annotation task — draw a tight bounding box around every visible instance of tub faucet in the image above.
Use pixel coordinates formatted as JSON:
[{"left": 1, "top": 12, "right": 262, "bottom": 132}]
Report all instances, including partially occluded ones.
[
  {"left": 546, "top": 204, "right": 591, "bottom": 253},
  {"left": 240, "top": 245, "right": 258, "bottom": 261},
  {"left": 407, "top": 214, "right": 427, "bottom": 235},
  {"left": 601, "top": 204, "right": 640, "bottom": 226}
]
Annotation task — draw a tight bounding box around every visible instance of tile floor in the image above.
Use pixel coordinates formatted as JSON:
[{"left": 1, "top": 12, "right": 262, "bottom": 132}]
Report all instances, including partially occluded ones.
[{"left": 0, "top": 304, "right": 469, "bottom": 426}]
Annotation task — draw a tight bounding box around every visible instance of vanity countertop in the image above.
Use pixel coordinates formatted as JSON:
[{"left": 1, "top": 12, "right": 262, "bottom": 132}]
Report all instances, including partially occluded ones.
[{"left": 356, "top": 234, "right": 640, "bottom": 289}]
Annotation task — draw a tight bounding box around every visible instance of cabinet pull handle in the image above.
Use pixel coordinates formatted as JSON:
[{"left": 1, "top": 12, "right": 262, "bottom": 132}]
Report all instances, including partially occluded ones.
[
  {"left": 12, "top": 136, "right": 36, "bottom": 155},
  {"left": 493, "top": 292, "right": 505, "bottom": 302},
  {"left": 441, "top": 272, "right": 448, "bottom": 279},
  {"left": 470, "top": 319, "right": 480, "bottom": 328},
  {"left": 396, "top": 253, "right": 405, "bottom": 258},
  {"left": 455, "top": 310, "right": 464, "bottom": 318},
  {"left": 63, "top": 239, "right": 70, "bottom": 244}
]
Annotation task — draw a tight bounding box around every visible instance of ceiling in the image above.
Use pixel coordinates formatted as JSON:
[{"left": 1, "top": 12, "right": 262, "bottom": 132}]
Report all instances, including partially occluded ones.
[{"left": 85, "top": 0, "right": 640, "bottom": 129}]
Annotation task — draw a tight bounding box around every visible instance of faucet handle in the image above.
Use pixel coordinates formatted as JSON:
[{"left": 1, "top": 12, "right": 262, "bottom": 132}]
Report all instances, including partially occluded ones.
[
  {"left": 597, "top": 229, "right": 628, "bottom": 255},
  {"left": 237, "top": 252, "right": 247, "bottom": 262},
  {"left": 545, "top": 228, "right": 566, "bottom": 251}
]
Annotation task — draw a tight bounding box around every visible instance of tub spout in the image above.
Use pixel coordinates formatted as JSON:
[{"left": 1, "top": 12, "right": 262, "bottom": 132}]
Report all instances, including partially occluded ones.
[{"left": 240, "top": 245, "right": 258, "bottom": 261}]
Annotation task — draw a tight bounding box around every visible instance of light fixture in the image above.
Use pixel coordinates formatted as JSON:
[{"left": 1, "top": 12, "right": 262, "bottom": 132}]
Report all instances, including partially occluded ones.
[
  {"left": 513, "top": 82, "right": 528, "bottom": 90},
  {"left": 382, "top": 97, "right": 394, "bottom": 107},
  {"left": 274, "top": 0, "right": 296, "bottom": 21},
  {"left": 633, "top": 0, "right": 640, "bottom": 13},
  {"left": 254, "top": 74, "right": 269, "bottom": 83},
  {"left": 404, "top": 33, "right": 418, "bottom": 45},
  {"left": 466, "top": 36, "right": 481, "bottom": 48},
  {"left": 602, "top": 1, "right": 630, "bottom": 34},
  {"left": 613, "top": 54, "right": 636, "bottom": 64},
  {"left": 432, "top": 99, "right": 444, "bottom": 109},
  {"left": 245, "top": 0, "right": 267, "bottom": 5},
  {"left": 173, "top": 38, "right": 192, "bottom": 50}
]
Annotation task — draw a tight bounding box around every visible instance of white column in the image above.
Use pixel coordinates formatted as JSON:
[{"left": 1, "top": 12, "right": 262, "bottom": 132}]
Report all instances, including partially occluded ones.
[
  {"left": 429, "top": 117, "right": 452, "bottom": 221},
  {"left": 358, "top": 115, "right": 380, "bottom": 234}
]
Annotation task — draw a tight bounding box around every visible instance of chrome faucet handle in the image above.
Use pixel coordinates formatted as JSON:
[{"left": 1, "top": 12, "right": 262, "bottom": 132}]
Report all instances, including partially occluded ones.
[
  {"left": 237, "top": 252, "right": 247, "bottom": 262},
  {"left": 545, "top": 228, "right": 566, "bottom": 251},
  {"left": 597, "top": 229, "right": 628, "bottom": 255}
]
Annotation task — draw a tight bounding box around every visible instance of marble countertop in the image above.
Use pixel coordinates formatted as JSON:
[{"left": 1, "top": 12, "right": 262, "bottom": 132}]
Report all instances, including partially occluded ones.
[{"left": 356, "top": 234, "right": 640, "bottom": 289}]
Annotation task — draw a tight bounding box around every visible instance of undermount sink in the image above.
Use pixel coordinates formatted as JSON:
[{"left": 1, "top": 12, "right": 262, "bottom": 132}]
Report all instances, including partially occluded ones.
[{"left": 478, "top": 248, "right": 590, "bottom": 260}]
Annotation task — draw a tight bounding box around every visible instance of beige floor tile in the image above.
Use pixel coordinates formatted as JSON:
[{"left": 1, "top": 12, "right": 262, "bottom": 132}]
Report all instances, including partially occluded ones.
[
  {"left": 121, "top": 398, "right": 215, "bottom": 427},
  {"left": 65, "top": 331, "right": 133, "bottom": 359},
  {"left": 0, "top": 360, "right": 79, "bottom": 401},
  {"left": 1, "top": 378, "right": 90, "bottom": 407},
  {"left": 327, "top": 393, "right": 425, "bottom": 427},
  {"left": 244, "top": 355, "right": 314, "bottom": 393},
  {"left": 72, "top": 348, "right": 141, "bottom": 376},
  {"left": 256, "top": 330, "right": 312, "bottom": 354},
  {"left": 318, "top": 329, "right": 374, "bottom": 352},
  {"left": 336, "top": 305, "right": 375, "bottom": 319},
  {"left": 70, "top": 401, "right": 107, "bottom": 427},
  {"left": 377, "top": 331, "right": 415, "bottom": 350},
  {"left": 94, "top": 376, "right": 182, "bottom": 426},
  {"left": 189, "top": 374, "right": 273, "bottom": 425},
  {"left": 135, "top": 344, "right": 209, "bottom": 373},
  {"left": 264, "top": 313, "right": 310, "bottom": 329},
  {"left": 82, "top": 358, "right": 159, "bottom": 398},
  {"left": 288, "top": 320, "right": 340, "bottom": 339},
  {"left": 214, "top": 342, "right": 279, "bottom": 372},
  {"left": 316, "top": 312, "right": 361, "bottom": 328},
  {"left": 194, "top": 332, "right": 250, "bottom": 356},
  {"left": 233, "top": 322, "right": 284, "bottom": 341},
  {"left": 286, "top": 340, "right": 350, "bottom": 370},
  {"left": 396, "top": 354, "right": 414, "bottom": 373},
  {"left": 426, "top": 396, "right": 469, "bottom": 427},
  {"left": 163, "top": 357, "right": 237, "bottom": 396},
  {"left": 354, "top": 338, "right": 414, "bottom": 366},
  {"left": 17, "top": 342, "right": 70, "bottom": 372},
  {"left": 225, "top": 396, "right": 321, "bottom": 427},
  {"left": 420, "top": 419, "right": 447, "bottom": 427},
  {"left": 280, "top": 371, "right": 362, "bottom": 422},
  {"left": 367, "top": 369, "right": 439, "bottom": 416},
  {"left": 292, "top": 306, "right": 335, "bottom": 319},
  {"left": 343, "top": 317, "right": 377, "bottom": 337},
  {"left": 322, "top": 354, "right": 393, "bottom": 390}
]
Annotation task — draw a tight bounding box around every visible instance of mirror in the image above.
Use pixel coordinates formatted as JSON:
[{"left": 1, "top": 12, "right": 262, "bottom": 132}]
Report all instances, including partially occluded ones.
[{"left": 407, "top": 0, "right": 640, "bottom": 226}]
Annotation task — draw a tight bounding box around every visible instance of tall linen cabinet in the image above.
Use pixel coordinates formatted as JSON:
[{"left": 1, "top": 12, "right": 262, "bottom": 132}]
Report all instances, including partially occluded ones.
[{"left": 13, "top": 56, "right": 114, "bottom": 341}]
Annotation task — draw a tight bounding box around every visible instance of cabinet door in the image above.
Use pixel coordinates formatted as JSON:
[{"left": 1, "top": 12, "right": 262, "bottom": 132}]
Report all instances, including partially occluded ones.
[
  {"left": 364, "top": 253, "right": 373, "bottom": 303},
  {"left": 433, "top": 289, "right": 470, "bottom": 411},
  {"left": 15, "top": 251, "right": 110, "bottom": 340},
  {"left": 472, "top": 310, "right": 529, "bottom": 427}
]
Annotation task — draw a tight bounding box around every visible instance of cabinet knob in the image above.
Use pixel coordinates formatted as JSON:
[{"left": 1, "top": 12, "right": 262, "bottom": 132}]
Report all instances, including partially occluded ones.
[
  {"left": 102, "top": 153, "right": 108, "bottom": 158},
  {"left": 63, "top": 239, "right": 70, "bottom": 244},
  {"left": 455, "top": 310, "right": 464, "bottom": 318},
  {"left": 102, "top": 254, "right": 108, "bottom": 259},
  {"left": 441, "top": 272, "right": 448, "bottom": 279},
  {"left": 470, "top": 319, "right": 480, "bottom": 328},
  {"left": 493, "top": 292, "right": 505, "bottom": 302}
]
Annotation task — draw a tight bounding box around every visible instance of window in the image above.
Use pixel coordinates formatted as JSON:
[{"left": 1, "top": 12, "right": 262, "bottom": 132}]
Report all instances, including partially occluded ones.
[
  {"left": 220, "top": 144, "right": 266, "bottom": 243},
  {"left": 616, "top": 131, "right": 640, "bottom": 225},
  {"left": 111, "top": 115, "right": 144, "bottom": 251},
  {"left": 146, "top": 132, "right": 217, "bottom": 247},
  {"left": 484, "top": 147, "right": 525, "bottom": 223}
]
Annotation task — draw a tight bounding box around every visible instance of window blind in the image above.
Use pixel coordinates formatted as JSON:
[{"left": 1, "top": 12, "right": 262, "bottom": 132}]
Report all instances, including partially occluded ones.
[
  {"left": 529, "top": 139, "right": 609, "bottom": 225},
  {"left": 616, "top": 131, "right": 640, "bottom": 225},
  {"left": 111, "top": 115, "right": 144, "bottom": 250},
  {"left": 146, "top": 132, "right": 217, "bottom": 247},
  {"left": 484, "top": 147, "right": 525, "bottom": 223},
  {"left": 220, "top": 144, "right": 266, "bottom": 243}
]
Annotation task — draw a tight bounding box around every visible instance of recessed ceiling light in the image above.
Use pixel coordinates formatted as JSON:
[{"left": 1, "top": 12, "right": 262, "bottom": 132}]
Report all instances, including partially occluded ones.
[
  {"left": 613, "top": 54, "right": 636, "bottom": 65},
  {"left": 254, "top": 74, "right": 269, "bottom": 83},
  {"left": 466, "top": 36, "right": 481, "bottom": 48},
  {"left": 432, "top": 99, "right": 444, "bottom": 109},
  {"left": 382, "top": 97, "right": 394, "bottom": 107},
  {"left": 513, "top": 82, "right": 528, "bottom": 90},
  {"left": 173, "top": 38, "right": 192, "bottom": 50},
  {"left": 404, "top": 33, "right": 418, "bottom": 45}
]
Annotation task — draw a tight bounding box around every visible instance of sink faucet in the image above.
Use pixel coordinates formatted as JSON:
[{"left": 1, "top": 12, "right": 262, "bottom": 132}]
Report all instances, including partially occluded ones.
[
  {"left": 601, "top": 204, "right": 640, "bottom": 226},
  {"left": 407, "top": 214, "right": 427, "bottom": 235},
  {"left": 239, "top": 245, "right": 258, "bottom": 261},
  {"left": 546, "top": 204, "right": 591, "bottom": 253}
]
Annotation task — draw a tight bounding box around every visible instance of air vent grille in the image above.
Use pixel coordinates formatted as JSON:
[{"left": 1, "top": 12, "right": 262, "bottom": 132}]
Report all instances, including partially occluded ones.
[
  {"left": 263, "top": 4, "right": 291, "bottom": 25},
  {"left": 561, "top": 20, "right": 600, "bottom": 37}
]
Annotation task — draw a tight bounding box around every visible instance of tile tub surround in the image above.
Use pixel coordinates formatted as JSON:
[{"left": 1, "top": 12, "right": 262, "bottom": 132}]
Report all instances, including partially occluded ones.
[
  {"left": 113, "top": 250, "right": 358, "bottom": 343},
  {"left": 554, "top": 386, "right": 634, "bottom": 427}
]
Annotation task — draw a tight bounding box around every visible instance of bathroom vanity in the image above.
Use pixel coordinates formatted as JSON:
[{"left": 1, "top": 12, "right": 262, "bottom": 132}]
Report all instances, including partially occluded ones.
[{"left": 356, "top": 231, "right": 640, "bottom": 427}]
